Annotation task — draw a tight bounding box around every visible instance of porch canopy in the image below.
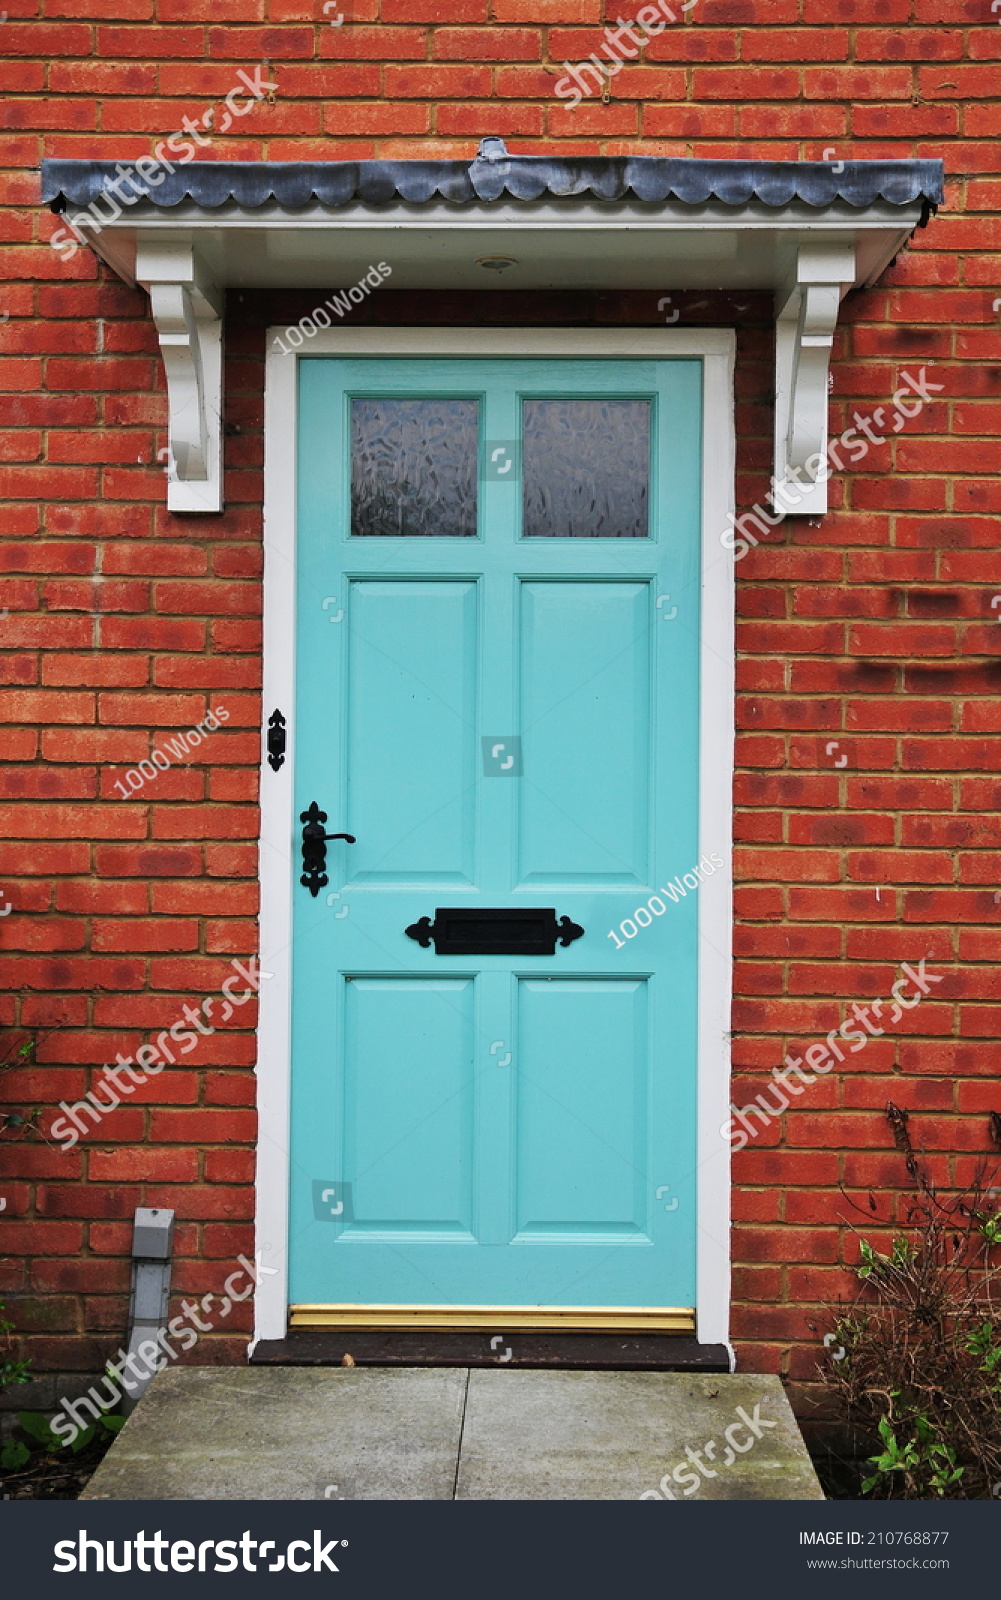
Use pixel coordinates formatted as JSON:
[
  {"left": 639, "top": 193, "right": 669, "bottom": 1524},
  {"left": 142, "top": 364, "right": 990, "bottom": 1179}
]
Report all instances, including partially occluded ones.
[{"left": 41, "top": 140, "right": 943, "bottom": 514}]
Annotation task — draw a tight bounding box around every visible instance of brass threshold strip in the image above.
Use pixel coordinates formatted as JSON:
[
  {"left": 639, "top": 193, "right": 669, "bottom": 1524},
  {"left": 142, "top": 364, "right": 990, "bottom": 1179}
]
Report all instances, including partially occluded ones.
[{"left": 289, "top": 1304, "right": 696, "bottom": 1333}]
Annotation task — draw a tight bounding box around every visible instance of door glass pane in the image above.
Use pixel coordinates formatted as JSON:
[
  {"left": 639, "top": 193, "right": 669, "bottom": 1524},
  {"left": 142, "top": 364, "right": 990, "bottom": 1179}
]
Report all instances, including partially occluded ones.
[
  {"left": 350, "top": 398, "right": 478, "bottom": 537},
  {"left": 522, "top": 399, "right": 650, "bottom": 538}
]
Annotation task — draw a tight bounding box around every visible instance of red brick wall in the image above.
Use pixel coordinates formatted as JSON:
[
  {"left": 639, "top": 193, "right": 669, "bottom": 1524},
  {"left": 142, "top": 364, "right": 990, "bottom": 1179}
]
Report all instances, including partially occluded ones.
[{"left": 1, "top": 2, "right": 999, "bottom": 1405}]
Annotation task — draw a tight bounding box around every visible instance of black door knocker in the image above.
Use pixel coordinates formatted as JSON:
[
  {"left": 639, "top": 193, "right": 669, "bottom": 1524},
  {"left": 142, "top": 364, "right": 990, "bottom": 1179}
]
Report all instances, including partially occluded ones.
[{"left": 300, "top": 801, "right": 355, "bottom": 896}]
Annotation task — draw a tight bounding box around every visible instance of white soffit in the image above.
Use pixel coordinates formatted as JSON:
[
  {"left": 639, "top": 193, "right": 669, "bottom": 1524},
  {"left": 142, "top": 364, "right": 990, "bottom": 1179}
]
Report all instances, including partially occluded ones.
[{"left": 74, "top": 200, "right": 917, "bottom": 296}]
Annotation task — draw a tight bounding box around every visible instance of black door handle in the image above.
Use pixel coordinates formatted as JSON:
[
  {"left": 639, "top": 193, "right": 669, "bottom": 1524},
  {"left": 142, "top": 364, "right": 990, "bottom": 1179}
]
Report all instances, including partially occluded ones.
[{"left": 300, "top": 801, "right": 355, "bottom": 896}]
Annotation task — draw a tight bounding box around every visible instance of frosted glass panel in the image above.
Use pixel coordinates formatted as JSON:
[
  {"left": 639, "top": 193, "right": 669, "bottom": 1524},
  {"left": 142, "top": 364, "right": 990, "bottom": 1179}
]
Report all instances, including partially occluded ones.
[
  {"left": 350, "top": 398, "right": 478, "bottom": 537},
  {"left": 522, "top": 399, "right": 650, "bottom": 538}
]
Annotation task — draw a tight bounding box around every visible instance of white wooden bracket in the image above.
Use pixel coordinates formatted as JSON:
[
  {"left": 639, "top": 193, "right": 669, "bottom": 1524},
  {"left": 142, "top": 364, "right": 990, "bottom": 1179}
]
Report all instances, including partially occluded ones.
[
  {"left": 135, "top": 242, "right": 223, "bottom": 513},
  {"left": 773, "top": 244, "right": 855, "bottom": 517}
]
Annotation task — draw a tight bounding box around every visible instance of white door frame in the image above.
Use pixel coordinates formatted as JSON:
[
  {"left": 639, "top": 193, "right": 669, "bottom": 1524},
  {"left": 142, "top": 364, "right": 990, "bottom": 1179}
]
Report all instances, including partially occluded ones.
[{"left": 254, "top": 326, "right": 737, "bottom": 1355}]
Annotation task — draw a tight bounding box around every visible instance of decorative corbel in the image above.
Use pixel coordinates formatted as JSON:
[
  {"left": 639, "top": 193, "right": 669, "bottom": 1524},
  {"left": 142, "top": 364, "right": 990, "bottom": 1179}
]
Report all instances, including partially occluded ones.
[
  {"left": 773, "top": 245, "right": 856, "bottom": 517},
  {"left": 135, "top": 242, "right": 223, "bottom": 513}
]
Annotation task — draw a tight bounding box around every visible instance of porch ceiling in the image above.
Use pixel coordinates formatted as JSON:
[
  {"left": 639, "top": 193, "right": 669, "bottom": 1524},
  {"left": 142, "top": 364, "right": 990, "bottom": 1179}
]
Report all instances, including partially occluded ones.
[{"left": 39, "top": 143, "right": 944, "bottom": 515}]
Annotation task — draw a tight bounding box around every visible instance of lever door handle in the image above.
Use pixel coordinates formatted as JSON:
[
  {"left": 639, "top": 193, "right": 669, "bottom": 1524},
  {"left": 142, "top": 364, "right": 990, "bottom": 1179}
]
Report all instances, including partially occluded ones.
[{"left": 300, "top": 801, "right": 355, "bottom": 897}]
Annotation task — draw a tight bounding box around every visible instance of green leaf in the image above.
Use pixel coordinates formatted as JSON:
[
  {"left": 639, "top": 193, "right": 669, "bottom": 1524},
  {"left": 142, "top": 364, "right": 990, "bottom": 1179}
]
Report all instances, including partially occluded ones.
[
  {"left": 18, "top": 1411, "right": 57, "bottom": 1447},
  {"left": 1, "top": 1439, "right": 30, "bottom": 1470},
  {"left": 856, "top": 1239, "right": 880, "bottom": 1280},
  {"left": 101, "top": 1414, "right": 126, "bottom": 1434},
  {"left": 69, "top": 1423, "right": 95, "bottom": 1454},
  {"left": 891, "top": 1236, "right": 914, "bottom": 1267},
  {"left": 0, "top": 1359, "right": 32, "bottom": 1391}
]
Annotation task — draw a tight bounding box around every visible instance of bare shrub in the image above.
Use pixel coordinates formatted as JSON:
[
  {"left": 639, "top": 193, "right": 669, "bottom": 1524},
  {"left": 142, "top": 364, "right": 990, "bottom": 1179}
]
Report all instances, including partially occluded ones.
[{"left": 822, "top": 1103, "right": 1001, "bottom": 1500}]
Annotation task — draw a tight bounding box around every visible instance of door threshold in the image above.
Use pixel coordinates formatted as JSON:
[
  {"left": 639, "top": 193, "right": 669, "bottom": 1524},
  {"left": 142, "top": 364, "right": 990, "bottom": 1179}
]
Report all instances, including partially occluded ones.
[
  {"left": 251, "top": 1331, "right": 729, "bottom": 1372},
  {"left": 288, "top": 1303, "right": 695, "bottom": 1333}
]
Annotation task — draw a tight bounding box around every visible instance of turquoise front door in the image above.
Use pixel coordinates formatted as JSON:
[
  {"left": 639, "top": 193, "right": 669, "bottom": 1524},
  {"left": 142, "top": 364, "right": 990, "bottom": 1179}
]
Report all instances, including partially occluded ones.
[{"left": 289, "top": 355, "right": 702, "bottom": 1323}]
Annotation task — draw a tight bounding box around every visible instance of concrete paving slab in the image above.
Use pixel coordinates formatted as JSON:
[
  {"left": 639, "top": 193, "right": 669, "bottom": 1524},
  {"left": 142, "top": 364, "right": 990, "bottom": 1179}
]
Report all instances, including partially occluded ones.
[
  {"left": 81, "top": 1367, "right": 823, "bottom": 1501},
  {"left": 455, "top": 1371, "right": 824, "bottom": 1501},
  {"left": 81, "top": 1366, "right": 467, "bottom": 1501}
]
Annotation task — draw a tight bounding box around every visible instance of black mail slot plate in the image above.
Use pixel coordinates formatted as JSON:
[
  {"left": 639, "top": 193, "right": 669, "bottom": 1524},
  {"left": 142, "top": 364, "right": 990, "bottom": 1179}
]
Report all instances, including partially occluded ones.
[{"left": 405, "top": 907, "right": 584, "bottom": 956}]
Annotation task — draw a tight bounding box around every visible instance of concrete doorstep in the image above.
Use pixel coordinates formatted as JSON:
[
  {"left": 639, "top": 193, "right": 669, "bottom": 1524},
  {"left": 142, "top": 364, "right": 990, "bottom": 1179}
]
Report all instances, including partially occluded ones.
[{"left": 82, "top": 1368, "right": 825, "bottom": 1501}]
